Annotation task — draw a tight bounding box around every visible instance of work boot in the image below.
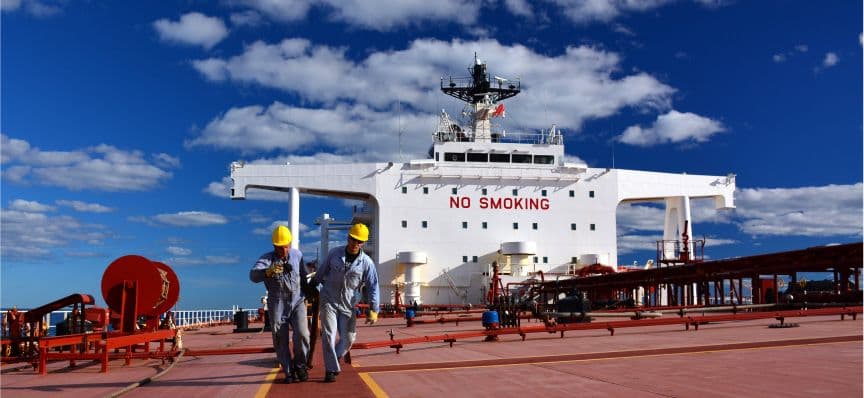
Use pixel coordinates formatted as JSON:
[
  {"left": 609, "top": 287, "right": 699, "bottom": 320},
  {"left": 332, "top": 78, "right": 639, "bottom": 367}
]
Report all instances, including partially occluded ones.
[
  {"left": 295, "top": 367, "right": 308, "bottom": 382},
  {"left": 343, "top": 351, "right": 351, "bottom": 364},
  {"left": 324, "top": 371, "right": 338, "bottom": 383}
]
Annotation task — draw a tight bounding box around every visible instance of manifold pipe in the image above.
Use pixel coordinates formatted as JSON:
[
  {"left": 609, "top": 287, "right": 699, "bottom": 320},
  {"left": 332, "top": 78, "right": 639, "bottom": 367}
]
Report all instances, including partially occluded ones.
[
  {"left": 541, "top": 311, "right": 664, "bottom": 319},
  {"left": 657, "top": 303, "right": 777, "bottom": 315}
]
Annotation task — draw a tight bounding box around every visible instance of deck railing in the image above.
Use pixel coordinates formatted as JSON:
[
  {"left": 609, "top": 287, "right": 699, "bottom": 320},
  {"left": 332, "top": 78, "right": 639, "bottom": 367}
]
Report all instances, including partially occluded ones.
[{"left": 1, "top": 308, "right": 259, "bottom": 336}]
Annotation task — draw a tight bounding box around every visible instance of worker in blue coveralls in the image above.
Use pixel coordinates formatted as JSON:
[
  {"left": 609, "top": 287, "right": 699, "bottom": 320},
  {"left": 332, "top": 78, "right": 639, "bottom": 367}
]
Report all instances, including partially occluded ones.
[
  {"left": 313, "top": 223, "right": 379, "bottom": 383},
  {"left": 250, "top": 225, "right": 310, "bottom": 383}
]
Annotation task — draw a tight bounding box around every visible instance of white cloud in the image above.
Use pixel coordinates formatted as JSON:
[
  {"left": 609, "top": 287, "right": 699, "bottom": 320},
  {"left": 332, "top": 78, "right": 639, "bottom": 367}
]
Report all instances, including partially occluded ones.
[
  {"left": 1, "top": 206, "right": 109, "bottom": 259},
  {"left": 617, "top": 202, "right": 664, "bottom": 233},
  {"left": 617, "top": 110, "right": 725, "bottom": 146},
  {"left": 772, "top": 54, "right": 786, "bottom": 63},
  {"left": 187, "top": 101, "right": 436, "bottom": 159},
  {"left": 321, "top": 0, "right": 481, "bottom": 31},
  {"left": 153, "top": 153, "right": 181, "bottom": 169},
  {"left": 617, "top": 234, "right": 738, "bottom": 256},
  {"left": 191, "top": 38, "right": 674, "bottom": 155},
  {"left": 167, "top": 255, "right": 241, "bottom": 266},
  {"left": 253, "top": 221, "right": 311, "bottom": 236},
  {"left": 0, "top": 0, "right": 20, "bottom": 11},
  {"left": 795, "top": 44, "right": 808, "bottom": 52},
  {"left": 238, "top": 0, "right": 480, "bottom": 30},
  {"left": 504, "top": 0, "right": 533, "bottom": 17},
  {"left": 230, "top": 10, "right": 265, "bottom": 27},
  {"left": 167, "top": 246, "right": 192, "bottom": 256},
  {"left": 55, "top": 200, "right": 114, "bottom": 213},
  {"left": 822, "top": 52, "right": 839, "bottom": 68},
  {"left": 1, "top": 0, "right": 62, "bottom": 17},
  {"left": 1, "top": 135, "right": 176, "bottom": 192},
  {"left": 148, "top": 211, "right": 229, "bottom": 227},
  {"left": 734, "top": 184, "right": 862, "bottom": 237},
  {"left": 617, "top": 233, "right": 661, "bottom": 254},
  {"left": 236, "top": 0, "right": 314, "bottom": 22},
  {"left": 8, "top": 199, "right": 55, "bottom": 212},
  {"left": 562, "top": 154, "right": 588, "bottom": 166},
  {"left": 1, "top": 134, "right": 30, "bottom": 162},
  {"left": 621, "top": 184, "right": 863, "bottom": 238},
  {"left": 153, "top": 12, "right": 229, "bottom": 50},
  {"left": 549, "top": 0, "right": 675, "bottom": 24}
]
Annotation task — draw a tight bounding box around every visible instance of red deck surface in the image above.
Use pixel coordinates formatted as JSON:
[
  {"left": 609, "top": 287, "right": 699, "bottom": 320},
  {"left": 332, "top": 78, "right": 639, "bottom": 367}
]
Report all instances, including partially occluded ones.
[{"left": 2, "top": 313, "right": 861, "bottom": 397}]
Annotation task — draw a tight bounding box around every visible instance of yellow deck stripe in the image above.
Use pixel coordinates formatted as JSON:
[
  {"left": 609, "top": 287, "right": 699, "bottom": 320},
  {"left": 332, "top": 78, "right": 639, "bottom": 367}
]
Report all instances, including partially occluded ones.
[
  {"left": 359, "top": 372, "right": 389, "bottom": 398},
  {"left": 254, "top": 367, "right": 280, "bottom": 398}
]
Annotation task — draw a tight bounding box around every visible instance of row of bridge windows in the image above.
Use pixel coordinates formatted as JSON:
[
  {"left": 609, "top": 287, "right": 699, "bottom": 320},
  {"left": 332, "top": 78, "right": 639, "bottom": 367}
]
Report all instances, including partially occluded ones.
[
  {"left": 400, "top": 220, "right": 597, "bottom": 231},
  {"left": 401, "top": 186, "right": 595, "bottom": 198}
]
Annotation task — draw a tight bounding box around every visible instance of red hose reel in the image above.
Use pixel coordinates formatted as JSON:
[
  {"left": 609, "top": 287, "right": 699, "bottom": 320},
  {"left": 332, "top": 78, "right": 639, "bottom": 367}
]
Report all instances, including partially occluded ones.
[{"left": 101, "top": 255, "right": 180, "bottom": 332}]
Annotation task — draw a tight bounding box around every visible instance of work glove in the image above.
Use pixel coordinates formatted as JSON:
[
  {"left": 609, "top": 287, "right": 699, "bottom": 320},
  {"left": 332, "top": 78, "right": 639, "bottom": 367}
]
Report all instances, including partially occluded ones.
[
  {"left": 265, "top": 262, "right": 284, "bottom": 278},
  {"left": 365, "top": 310, "right": 378, "bottom": 325}
]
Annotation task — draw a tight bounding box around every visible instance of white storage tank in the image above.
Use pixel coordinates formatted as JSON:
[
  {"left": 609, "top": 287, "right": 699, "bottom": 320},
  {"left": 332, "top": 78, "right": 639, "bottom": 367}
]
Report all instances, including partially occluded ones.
[{"left": 397, "top": 251, "right": 427, "bottom": 305}]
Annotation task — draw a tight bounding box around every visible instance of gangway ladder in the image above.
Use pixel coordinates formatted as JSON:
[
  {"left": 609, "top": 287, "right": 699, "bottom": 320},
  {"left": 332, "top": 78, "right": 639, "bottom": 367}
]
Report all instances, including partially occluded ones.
[{"left": 441, "top": 268, "right": 469, "bottom": 304}]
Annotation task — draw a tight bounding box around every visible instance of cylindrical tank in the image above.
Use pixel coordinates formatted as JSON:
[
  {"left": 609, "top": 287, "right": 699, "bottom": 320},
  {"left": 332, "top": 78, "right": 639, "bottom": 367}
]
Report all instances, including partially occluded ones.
[
  {"left": 481, "top": 310, "right": 500, "bottom": 328},
  {"left": 398, "top": 251, "right": 427, "bottom": 305},
  {"left": 500, "top": 242, "right": 536, "bottom": 276}
]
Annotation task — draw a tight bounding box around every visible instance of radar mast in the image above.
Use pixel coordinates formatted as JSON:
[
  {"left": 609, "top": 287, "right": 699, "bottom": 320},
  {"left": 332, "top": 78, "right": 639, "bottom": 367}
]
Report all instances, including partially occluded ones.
[{"left": 440, "top": 55, "right": 520, "bottom": 142}]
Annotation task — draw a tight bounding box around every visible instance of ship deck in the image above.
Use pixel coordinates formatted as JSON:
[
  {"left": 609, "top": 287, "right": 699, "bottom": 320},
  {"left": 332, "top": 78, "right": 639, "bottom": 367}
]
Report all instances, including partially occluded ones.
[{"left": 2, "top": 313, "right": 861, "bottom": 397}]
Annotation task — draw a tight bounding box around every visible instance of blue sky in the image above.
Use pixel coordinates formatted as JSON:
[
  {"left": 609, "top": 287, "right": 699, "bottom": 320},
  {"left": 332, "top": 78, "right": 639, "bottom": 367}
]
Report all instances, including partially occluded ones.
[{"left": 2, "top": 0, "right": 861, "bottom": 309}]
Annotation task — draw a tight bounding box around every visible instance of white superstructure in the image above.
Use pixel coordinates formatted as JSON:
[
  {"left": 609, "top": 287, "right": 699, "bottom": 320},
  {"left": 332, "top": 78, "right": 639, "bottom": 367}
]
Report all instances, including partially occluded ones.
[{"left": 229, "top": 58, "right": 736, "bottom": 306}]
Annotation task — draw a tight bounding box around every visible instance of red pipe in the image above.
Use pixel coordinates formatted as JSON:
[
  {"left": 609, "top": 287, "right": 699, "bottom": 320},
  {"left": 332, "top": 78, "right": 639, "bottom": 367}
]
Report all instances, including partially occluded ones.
[{"left": 352, "top": 306, "right": 862, "bottom": 351}]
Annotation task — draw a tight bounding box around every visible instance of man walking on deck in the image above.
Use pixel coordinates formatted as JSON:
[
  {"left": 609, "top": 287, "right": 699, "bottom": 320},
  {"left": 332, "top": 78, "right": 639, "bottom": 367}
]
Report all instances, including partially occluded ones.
[
  {"left": 250, "top": 225, "right": 310, "bottom": 383},
  {"left": 314, "top": 223, "right": 380, "bottom": 383}
]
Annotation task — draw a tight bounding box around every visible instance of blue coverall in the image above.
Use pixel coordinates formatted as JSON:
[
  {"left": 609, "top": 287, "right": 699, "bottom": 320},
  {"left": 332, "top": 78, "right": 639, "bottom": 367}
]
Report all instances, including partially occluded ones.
[
  {"left": 314, "top": 246, "right": 379, "bottom": 374},
  {"left": 249, "top": 249, "right": 310, "bottom": 378}
]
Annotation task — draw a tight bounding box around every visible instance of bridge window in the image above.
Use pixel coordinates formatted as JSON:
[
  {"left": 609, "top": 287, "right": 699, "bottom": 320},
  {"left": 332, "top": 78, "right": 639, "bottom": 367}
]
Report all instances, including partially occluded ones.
[
  {"left": 570, "top": 223, "right": 576, "bottom": 230},
  {"left": 541, "top": 190, "right": 547, "bottom": 197},
  {"left": 590, "top": 223, "right": 596, "bottom": 231},
  {"left": 402, "top": 186, "right": 407, "bottom": 194},
  {"left": 534, "top": 155, "right": 554, "bottom": 164},
  {"left": 543, "top": 256, "right": 548, "bottom": 264},
  {"left": 513, "top": 222, "right": 519, "bottom": 230},
  {"left": 401, "top": 220, "right": 407, "bottom": 228},
  {"left": 511, "top": 154, "right": 532, "bottom": 164},
  {"left": 532, "top": 223, "right": 538, "bottom": 230},
  {"left": 467, "top": 153, "right": 488, "bottom": 162},
  {"left": 482, "top": 221, "right": 488, "bottom": 229},
  {"left": 490, "top": 153, "right": 510, "bottom": 163},
  {"left": 422, "top": 221, "right": 428, "bottom": 228},
  {"left": 482, "top": 188, "right": 488, "bottom": 195},
  {"left": 423, "top": 187, "right": 429, "bottom": 194},
  {"left": 462, "top": 221, "right": 468, "bottom": 229},
  {"left": 589, "top": 190, "right": 595, "bottom": 198},
  {"left": 463, "top": 256, "right": 468, "bottom": 263},
  {"left": 569, "top": 190, "right": 574, "bottom": 197},
  {"left": 533, "top": 256, "right": 538, "bottom": 263},
  {"left": 512, "top": 189, "right": 518, "bottom": 196},
  {"left": 472, "top": 256, "right": 478, "bottom": 263},
  {"left": 444, "top": 152, "right": 465, "bottom": 162},
  {"left": 452, "top": 187, "right": 458, "bottom": 194}
]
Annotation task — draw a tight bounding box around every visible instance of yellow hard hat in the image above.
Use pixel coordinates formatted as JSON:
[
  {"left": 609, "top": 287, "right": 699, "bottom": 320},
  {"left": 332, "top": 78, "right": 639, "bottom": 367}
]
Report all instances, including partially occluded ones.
[
  {"left": 348, "top": 223, "right": 369, "bottom": 242},
  {"left": 272, "top": 225, "right": 292, "bottom": 247}
]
